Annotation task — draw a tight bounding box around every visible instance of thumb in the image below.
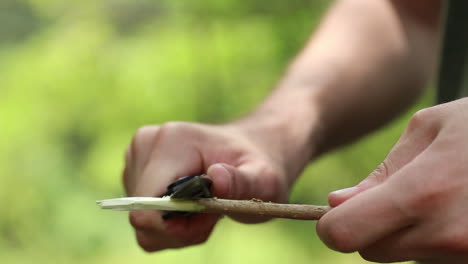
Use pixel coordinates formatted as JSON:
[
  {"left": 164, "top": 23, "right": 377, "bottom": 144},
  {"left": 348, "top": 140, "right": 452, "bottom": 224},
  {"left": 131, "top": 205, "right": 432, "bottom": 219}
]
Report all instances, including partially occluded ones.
[
  {"left": 329, "top": 116, "right": 438, "bottom": 207},
  {"left": 206, "top": 163, "right": 255, "bottom": 200},
  {"left": 206, "top": 162, "right": 286, "bottom": 223}
]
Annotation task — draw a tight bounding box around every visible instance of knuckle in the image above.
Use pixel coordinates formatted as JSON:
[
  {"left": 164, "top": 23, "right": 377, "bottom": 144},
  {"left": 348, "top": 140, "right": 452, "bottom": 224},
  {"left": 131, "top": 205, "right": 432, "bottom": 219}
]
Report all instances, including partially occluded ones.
[
  {"left": 407, "top": 108, "right": 439, "bottom": 133},
  {"left": 410, "top": 109, "right": 432, "bottom": 127},
  {"left": 132, "top": 125, "right": 159, "bottom": 148},
  {"left": 157, "top": 122, "right": 196, "bottom": 142},
  {"left": 368, "top": 161, "right": 391, "bottom": 183},
  {"left": 134, "top": 125, "right": 152, "bottom": 138},
  {"left": 402, "top": 108, "right": 441, "bottom": 145},
  {"left": 160, "top": 121, "right": 189, "bottom": 134}
]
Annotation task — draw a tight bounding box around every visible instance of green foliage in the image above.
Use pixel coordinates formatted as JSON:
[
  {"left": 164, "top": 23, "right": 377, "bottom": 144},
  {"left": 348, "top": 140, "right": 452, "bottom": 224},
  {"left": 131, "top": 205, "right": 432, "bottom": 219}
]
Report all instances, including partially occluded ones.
[{"left": 0, "top": 0, "right": 429, "bottom": 263}]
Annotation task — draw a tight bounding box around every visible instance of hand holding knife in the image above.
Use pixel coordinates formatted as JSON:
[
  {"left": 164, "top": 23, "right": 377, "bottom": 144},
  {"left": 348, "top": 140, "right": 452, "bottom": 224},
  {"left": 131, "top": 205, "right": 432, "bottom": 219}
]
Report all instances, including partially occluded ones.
[{"left": 97, "top": 175, "right": 331, "bottom": 220}]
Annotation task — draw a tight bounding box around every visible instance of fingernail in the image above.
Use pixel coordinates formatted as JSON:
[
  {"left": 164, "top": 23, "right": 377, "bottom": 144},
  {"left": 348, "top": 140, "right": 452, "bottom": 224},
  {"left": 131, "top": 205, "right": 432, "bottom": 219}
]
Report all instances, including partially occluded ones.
[
  {"left": 328, "top": 186, "right": 359, "bottom": 207},
  {"left": 207, "top": 163, "right": 233, "bottom": 198},
  {"left": 330, "top": 186, "right": 358, "bottom": 197}
]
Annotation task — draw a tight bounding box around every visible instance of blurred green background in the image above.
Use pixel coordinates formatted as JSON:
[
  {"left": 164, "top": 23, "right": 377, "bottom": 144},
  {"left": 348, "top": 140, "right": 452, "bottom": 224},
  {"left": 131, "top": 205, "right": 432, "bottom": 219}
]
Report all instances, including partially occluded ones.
[{"left": 0, "top": 0, "right": 431, "bottom": 263}]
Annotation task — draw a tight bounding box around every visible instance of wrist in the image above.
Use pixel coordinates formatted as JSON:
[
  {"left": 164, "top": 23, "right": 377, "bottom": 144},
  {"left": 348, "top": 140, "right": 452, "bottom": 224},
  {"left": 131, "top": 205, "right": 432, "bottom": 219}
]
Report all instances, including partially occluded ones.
[{"left": 228, "top": 85, "right": 324, "bottom": 184}]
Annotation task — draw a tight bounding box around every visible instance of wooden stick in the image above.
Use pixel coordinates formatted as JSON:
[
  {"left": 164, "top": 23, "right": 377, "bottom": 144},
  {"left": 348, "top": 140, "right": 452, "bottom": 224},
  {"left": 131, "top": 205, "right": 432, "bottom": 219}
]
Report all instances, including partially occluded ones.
[
  {"left": 195, "top": 198, "right": 331, "bottom": 220},
  {"left": 97, "top": 197, "right": 331, "bottom": 220}
]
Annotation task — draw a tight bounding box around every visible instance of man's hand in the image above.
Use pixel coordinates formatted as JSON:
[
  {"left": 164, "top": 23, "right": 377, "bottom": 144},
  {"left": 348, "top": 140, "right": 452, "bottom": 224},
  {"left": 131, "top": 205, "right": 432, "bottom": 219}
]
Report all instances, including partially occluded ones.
[
  {"left": 317, "top": 98, "right": 468, "bottom": 263},
  {"left": 120, "top": 0, "right": 444, "bottom": 255},
  {"left": 123, "top": 122, "right": 290, "bottom": 252}
]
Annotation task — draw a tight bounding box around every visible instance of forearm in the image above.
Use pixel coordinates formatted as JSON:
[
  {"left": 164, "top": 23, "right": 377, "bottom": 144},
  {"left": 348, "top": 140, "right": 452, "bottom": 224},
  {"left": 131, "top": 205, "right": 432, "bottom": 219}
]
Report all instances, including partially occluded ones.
[{"left": 236, "top": 0, "right": 442, "bottom": 182}]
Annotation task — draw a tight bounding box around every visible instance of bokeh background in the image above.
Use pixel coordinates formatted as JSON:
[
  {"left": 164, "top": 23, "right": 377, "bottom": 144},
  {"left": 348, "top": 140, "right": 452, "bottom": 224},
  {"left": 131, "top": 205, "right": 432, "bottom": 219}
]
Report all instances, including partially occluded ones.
[{"left": 0, "top": 0, "right": 432, "bottom": 263}]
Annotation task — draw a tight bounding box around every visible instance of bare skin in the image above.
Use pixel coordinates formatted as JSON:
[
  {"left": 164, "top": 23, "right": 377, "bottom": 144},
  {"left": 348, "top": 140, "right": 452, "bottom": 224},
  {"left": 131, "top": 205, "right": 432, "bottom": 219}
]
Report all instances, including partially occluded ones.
[
  {"left": 120, "top": 0, "right": 468, "bottom": 262},
  {"left": 124, "top": 123, "right": 290, "bottom": 251},
  {"left": 318, "top": 98, "right": 468, "bottom": 263}
]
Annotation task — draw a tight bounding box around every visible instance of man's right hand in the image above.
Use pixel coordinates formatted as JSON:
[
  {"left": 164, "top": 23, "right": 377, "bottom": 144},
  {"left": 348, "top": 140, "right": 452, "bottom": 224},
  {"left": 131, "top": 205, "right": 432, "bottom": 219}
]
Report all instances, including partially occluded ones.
[{"left": 123, "top": 122, "right": 291, "bottom": 252}]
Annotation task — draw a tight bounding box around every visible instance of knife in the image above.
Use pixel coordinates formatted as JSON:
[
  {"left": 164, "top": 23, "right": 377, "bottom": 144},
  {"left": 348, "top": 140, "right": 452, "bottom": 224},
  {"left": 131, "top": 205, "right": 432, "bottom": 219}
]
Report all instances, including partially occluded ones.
[{"left": 97, "top": 174, "right": 331, "bottom": 220}]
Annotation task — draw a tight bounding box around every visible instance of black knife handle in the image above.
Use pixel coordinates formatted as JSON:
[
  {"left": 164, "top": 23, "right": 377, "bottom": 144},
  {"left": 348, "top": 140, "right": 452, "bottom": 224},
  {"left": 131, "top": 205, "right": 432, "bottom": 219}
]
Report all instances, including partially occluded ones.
[{"left": 162, "top": 175, "right": 212, "bottom": 220}]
